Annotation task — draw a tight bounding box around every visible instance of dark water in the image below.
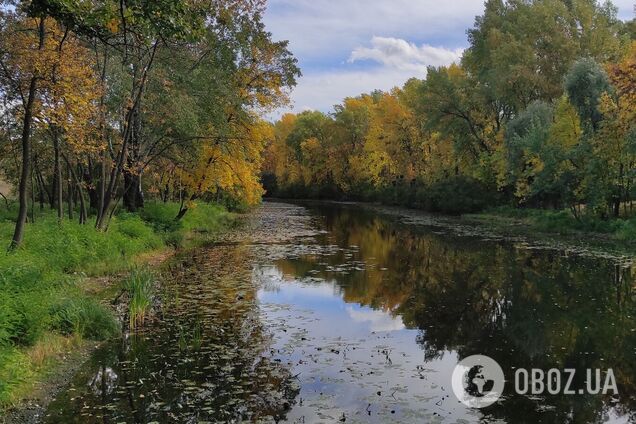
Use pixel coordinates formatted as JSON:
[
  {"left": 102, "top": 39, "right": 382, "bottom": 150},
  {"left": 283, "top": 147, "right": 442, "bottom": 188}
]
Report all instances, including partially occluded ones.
[{"left": 45, "top": 202, "right": 636, "bottom": 423}]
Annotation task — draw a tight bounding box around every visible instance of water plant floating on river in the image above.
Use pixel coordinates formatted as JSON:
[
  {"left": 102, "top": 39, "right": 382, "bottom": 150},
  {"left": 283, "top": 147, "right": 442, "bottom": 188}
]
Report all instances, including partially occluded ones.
[{"left": 0, "top": 1, "right": 635, "bottom": 423}]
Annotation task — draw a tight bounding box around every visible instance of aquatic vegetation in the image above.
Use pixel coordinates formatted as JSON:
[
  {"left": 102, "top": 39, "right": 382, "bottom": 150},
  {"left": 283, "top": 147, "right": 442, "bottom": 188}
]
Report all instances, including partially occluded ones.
[
  {"left": 123, "top": 268, "right": 155, "bottom": 329},
  {"left": 45, "top": 241, "right": 301, "bottom": 423}
]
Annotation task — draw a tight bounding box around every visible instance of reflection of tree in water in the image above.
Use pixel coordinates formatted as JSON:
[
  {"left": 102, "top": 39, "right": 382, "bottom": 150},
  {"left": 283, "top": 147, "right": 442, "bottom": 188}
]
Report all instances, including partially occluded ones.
[
  {"left": 45, "top": 246, "right": 299, "bottom": 423},
  {"left": 278, "top": 205, "right": 636, "bottom": 423}
]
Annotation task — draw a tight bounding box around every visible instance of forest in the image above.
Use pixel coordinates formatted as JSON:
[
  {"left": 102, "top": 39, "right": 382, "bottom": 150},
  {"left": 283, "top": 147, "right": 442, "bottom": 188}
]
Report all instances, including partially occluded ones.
[
  {"left": 264, "top": 1, "right": 636, "bottom": 225},
  {"left": 0, "top": 0, "right": 299, "bottom": 249}
]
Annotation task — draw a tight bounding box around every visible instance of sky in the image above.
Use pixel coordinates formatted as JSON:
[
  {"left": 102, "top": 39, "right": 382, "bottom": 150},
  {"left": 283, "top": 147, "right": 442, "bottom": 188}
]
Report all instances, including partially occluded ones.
[{"left": 263, "top": 0, "right": 636, "bottom": 117}]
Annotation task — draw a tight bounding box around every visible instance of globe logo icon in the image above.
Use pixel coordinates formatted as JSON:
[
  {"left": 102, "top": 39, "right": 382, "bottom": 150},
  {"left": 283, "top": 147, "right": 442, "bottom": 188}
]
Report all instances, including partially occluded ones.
[
  {"left": 452, "top": 355, "right": 505, "bottom": 408},
  {"left": 465, "top": 364, "right": 495, "bottom": 397}
]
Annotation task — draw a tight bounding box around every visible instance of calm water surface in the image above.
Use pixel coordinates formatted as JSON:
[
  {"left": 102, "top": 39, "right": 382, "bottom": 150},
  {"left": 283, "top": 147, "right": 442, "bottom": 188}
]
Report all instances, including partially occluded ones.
[{"left": 45, "top": 202, "right": 636, "bottom": 423}]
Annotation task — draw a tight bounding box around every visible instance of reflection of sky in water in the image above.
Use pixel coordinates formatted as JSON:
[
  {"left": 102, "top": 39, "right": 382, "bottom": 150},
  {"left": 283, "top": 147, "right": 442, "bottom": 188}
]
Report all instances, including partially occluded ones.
[
  {"left": 259, "top": 273, "right": 406, "bottom": 335},
  {"left": 256, "top": 265, "right": 486, "bottom": 423}
]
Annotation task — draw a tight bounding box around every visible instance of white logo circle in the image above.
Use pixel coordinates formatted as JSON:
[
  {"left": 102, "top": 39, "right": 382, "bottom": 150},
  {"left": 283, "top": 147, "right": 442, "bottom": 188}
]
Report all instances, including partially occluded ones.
[{"left": 451, "top": 355, "right": 505, "bottom": 408}]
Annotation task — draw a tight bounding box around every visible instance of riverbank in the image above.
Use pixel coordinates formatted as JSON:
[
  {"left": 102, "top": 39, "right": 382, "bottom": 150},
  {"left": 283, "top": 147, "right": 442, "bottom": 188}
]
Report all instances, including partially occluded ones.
[
  {"left": 469, "top": 206, "right": 636, "bottom": 241},
  {"left": 0, "top": 202, "right": 235, "bottom": 420},
  {"left": 273, "top": 199, "right": 636, "bottom": 258}
]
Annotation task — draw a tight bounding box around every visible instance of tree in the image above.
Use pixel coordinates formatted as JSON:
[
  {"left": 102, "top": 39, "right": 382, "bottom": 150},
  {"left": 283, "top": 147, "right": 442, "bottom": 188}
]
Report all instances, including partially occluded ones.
[
  {"left": 175, "top": 119, "right": 271, "bottom": 219},
  {"left": 419, "top": 65, "right": 501, "bottom": 161},
  {"left": 594, "top": 42, "right": 636, "bottom": 216},
  {"left": 1, "top": 14, "right": 50, "bottom": 249},
  {"left": 564, "top": 58, "right": 612, "bottom": 132},
  {"left": 464, "top": 0, "right": 623, "bottom": 113}
]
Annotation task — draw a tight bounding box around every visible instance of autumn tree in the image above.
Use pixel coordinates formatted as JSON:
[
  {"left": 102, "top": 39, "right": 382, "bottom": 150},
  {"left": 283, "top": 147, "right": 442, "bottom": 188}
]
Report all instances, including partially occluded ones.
[{"left": 0, "top": 12, "right": 48, "bottom": 249}]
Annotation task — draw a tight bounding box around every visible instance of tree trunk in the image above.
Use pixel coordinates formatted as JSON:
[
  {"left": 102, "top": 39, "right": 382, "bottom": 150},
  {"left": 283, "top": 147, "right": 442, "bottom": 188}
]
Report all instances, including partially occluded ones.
[
  {"left": 34, "top": 157, "right": 51, "bottom": 209},
  {"left": 30, "top": 166, "right": 35, "bottom": 224},
  {"left": 96, "top": 152, "right": 105, "bottom": 224},
  {"left": 175, "top": 206, "right": 188, "bottom": 221},
  {"left": 36, "top": 168, "right": 46, "bottom": 210},
  {"left": 62, "top": 153, "right": 87, "bottom": 224},
  {"left": 53, "top": 128, "right": 63, "bottom": 221},
  {"left": 96, "top": 43, "right": 157, "bottom": 229},
  {"left": 613, "top": 199, "right": 621, "bottom": 218},
  {"left": 84, "top": 157, "right": 99, "bottom": 211},
  {"left": 67, "top": 164, "right": 74, "bottom": 220},
  {"left": 175, "top": 194, "right": 198, "bottom": 221},
  {"left": 9, "top": 21, "right": 42, "bottom": 250},
  {"left": 0, "top": 192, "right": 8, "bottom": 209},
  {"left": 123, "top": 169, "right": 144, "bottom": 212},
  {"left": 163, "top": 184, "right": 170, "bottom": 203}
]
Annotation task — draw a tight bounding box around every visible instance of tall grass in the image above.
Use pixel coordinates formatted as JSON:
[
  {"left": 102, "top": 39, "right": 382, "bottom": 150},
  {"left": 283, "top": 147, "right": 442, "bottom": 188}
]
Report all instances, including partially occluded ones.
[{"left": 123, "top": 268, "right": 155, "bottom": 329}]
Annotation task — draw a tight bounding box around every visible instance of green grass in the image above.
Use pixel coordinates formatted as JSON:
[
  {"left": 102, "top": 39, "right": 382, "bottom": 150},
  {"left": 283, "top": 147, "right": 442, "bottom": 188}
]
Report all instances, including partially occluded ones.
[
  {"left": 472, "top": 206, "right": 636, "bottom": 241},
  {"left": 123, "top": 268, "right": 155, "bottom": 329},
  {"left": 0, "top": 201, "right": 234, "bottom": 407},
  {"left": 139, "top": 201, "right": 234, "bottom": 247}
]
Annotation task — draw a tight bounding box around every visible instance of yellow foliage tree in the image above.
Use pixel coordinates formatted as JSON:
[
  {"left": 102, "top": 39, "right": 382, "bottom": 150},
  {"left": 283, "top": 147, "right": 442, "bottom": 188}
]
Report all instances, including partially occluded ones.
[{"left": 176, "top": 119, "right": 270, "bottom": 219}]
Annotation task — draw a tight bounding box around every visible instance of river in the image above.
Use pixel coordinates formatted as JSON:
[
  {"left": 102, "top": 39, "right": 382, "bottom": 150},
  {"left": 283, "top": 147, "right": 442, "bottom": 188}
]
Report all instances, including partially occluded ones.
[{"left": 44, "top": 201, "right": 635, "bottom": 423}]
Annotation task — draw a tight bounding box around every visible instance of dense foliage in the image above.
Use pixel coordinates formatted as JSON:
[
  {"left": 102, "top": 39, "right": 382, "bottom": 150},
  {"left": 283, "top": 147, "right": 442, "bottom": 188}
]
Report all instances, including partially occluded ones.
[
  {"left": 0, "top": 0, "right": 299, "bottom": 247},
  {"left": 265, "top": 0, "right": 636, "bottom": 216}
]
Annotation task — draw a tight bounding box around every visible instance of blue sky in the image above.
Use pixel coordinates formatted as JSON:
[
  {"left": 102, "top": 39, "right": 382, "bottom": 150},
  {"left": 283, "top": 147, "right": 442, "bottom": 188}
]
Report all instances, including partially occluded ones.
[{"left": 263, "top": 0, "right": 635, "bottom": 116}]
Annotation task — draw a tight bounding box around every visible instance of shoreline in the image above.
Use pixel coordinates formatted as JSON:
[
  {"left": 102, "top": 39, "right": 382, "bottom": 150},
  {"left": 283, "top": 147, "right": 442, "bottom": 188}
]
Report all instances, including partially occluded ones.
[
  {"left": 268, "top": 198, "right": 636, "bottom": 262},
  {"left": 0, "top": 204, "right": 238, "bottom": 424},
  {"left": 4, "top": 199, "right": 635, "bottom": 423},
  {"left": 0, "top": 247, "right": 177, "bottom": 424}
]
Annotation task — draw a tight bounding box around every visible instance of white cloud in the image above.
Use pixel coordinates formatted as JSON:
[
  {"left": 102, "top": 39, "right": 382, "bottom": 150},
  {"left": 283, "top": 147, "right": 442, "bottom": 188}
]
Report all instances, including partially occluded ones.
[
  {"left": 273, "top": 37, "right": 462, "bottom": 117},
  {"left": 263, "top": 0, "right": 635, "bottom": 117},
  {"left": 264, "top": 0, "right": 481, "bottom": 60},
  {"left": 265, "top": 0, "right": 634, "bottom": 61},
  {"left": 349, "top": 37, "right": 463, "bottom": 73},
  {"left": 346, "top": 305, "right": 405, "bottom": 332}
]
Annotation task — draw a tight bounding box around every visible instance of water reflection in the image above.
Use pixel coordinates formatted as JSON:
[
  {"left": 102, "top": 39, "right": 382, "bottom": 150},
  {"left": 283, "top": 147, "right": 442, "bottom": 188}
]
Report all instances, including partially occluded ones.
[
  {"left": 45, "top": 245, "right": 299, "bottom": 423},
  {"left": 258, "top": 204, "right": 635, "bottom": 423},
  {"left": 45, "top": 202, "right": 635, "bottom": 423}
]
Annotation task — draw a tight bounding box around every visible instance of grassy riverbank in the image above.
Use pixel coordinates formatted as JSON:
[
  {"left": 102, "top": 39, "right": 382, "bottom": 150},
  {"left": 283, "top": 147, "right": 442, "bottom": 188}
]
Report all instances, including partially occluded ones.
[
  {"left": 0, "top": 202, "right": 233, "bottom": 408},
  {"left": 468, "top": 206, "right": 636, "bottom": 243}
]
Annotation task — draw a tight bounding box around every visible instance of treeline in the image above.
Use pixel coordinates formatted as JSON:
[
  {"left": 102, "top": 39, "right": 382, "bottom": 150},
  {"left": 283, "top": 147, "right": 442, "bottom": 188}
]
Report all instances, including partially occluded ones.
[
  {"left": 0, "top": 0, "right": 299, "bottom": 249},
  {"left": 264, "top": 0, "right": 636, "bottom": 217}
]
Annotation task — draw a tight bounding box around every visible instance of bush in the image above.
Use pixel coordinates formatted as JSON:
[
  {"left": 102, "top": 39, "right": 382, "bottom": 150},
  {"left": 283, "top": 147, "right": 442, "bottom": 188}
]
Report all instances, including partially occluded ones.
[
  {"left": 140, "top": 201, "right": 232, "bottom": 247},
  {"left": 139, "top": 202, "right": 183, "bottom": 233}
]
